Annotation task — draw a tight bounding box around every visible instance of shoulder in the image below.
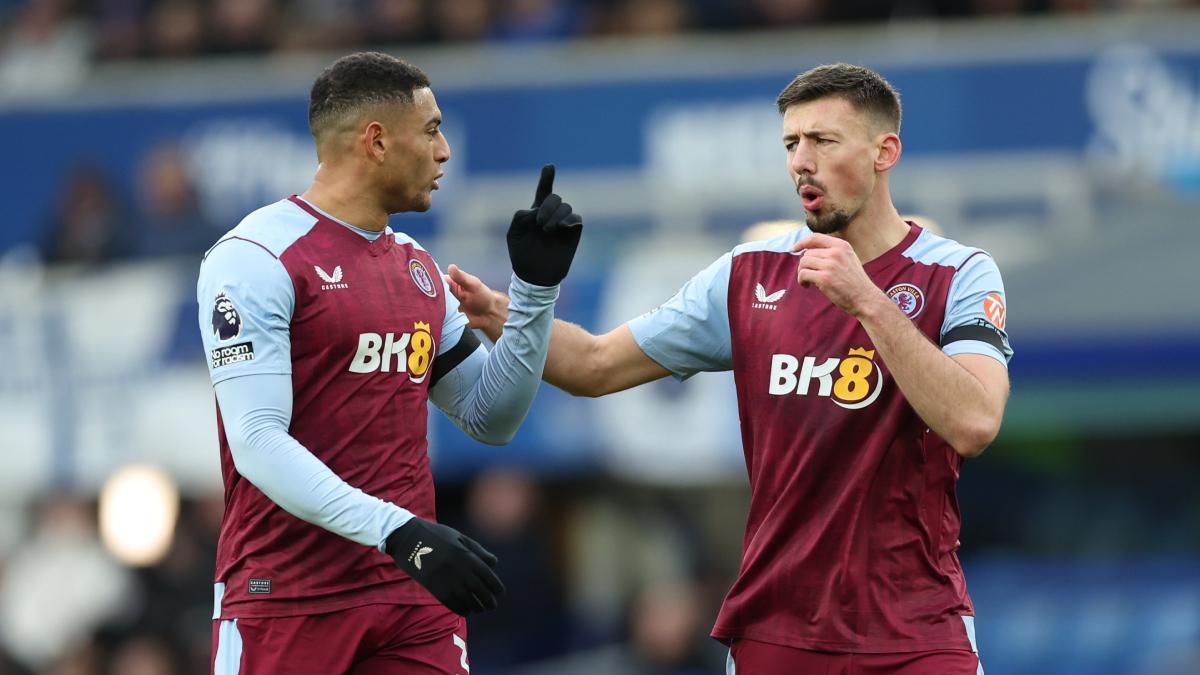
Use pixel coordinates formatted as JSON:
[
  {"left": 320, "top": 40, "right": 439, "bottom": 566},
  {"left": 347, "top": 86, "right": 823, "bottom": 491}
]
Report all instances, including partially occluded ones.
[
  {"left": 731, "top": 226, "right": 809, "bottom": 259},
  {"left": 900, "top": 228, "right": 994, "bottom": 271},
  {"left": 391, "top": 231, "right": 428, "bottom": 253},
  {"left": 203, "top": 198, "right": 319, "bottom": 263},
  {"left": 392, "top": 230, "right": 441, "bottom": 266}
]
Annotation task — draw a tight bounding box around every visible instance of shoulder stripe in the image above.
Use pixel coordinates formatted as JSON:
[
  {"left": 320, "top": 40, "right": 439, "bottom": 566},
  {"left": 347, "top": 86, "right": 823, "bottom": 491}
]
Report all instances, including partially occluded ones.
[
  {"left": 901, "top": 228, "right": 990, "bottom": 269},
  {"left": 287, "top": 195, "right": 324, "bottom": 222},
  {"left": 732, "top": 227, "right": 809, "bottom": 258},
  {"left": 204, "top": 236, "right": 279, "bottom": 261},
  {"left": 958, "top": 250, "right": 989, "bottom": 269},
  {"left": 393, "top": 231, "right": 428, "bottom": 253},
  {"left": 206, "top": 198, "right": 319, "bottom": 260}
]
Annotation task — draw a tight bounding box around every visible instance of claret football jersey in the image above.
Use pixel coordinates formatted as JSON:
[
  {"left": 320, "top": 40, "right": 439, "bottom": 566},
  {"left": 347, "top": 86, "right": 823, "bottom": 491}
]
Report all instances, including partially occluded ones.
[
  {"left": 197, "top": 197, "right": 469, "bottom": 619},
  {"left": 628, "top": 223, "right": 1011, "bottom": 653}
]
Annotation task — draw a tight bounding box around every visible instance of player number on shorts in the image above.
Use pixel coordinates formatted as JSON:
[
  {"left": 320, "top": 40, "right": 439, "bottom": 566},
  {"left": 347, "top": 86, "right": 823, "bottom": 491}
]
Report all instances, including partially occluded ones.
[{"left": 452, "top": 634, "right": 469, "bottom": 674}]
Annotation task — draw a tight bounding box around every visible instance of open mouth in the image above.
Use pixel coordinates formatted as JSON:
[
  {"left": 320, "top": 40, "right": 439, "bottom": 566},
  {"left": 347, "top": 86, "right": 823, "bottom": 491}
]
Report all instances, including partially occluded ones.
[
  {"left": 800, "top": 186, "right": 824, "bottom": 211},
  {"left": 432, "top": 172, "right": 444, "bottom": 190}
]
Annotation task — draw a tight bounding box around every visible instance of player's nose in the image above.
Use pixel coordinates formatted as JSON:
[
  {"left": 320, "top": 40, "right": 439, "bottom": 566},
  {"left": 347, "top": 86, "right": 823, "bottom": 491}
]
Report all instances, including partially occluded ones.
[
  {"left": 790, "top": 148, "right": 815, "bottom": 177},
  {"left": 435, "top": 132, "right": 451, "bottom": 163}
]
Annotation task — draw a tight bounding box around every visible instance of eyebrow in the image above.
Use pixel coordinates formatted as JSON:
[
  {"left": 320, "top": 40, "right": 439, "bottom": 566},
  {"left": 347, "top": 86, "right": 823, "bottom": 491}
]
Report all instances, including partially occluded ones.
[
  {"left": 425, "top": 115, "right": 442, "bottom": 127},
  {"left": 782, "top": 129, "right": 839, "bottom": 143}
]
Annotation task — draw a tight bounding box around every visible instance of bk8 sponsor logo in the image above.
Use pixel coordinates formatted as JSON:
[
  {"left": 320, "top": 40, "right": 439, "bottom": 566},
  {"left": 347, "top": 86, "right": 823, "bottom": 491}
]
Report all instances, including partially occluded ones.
[
  {"left": 348, "top": 321, "right": 436, "bottom": 383},
  {"left": 768, "top": 347, "right": 883, "bottom": 409}
]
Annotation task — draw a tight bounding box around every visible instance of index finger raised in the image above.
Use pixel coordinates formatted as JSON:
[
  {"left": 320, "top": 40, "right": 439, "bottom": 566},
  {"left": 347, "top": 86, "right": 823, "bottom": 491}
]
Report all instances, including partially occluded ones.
[{"left": 533, "top": 164, "right": 555, "bottom": 207}]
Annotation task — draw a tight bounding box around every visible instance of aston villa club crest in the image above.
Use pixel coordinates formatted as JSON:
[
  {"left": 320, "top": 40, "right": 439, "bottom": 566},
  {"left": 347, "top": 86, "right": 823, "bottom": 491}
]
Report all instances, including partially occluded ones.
[
  {"left": 886, "top": 283, "right": 925, "bottom": 318},
  {"left": 409, "top": 259, "right": 437, "bottom": 298}
]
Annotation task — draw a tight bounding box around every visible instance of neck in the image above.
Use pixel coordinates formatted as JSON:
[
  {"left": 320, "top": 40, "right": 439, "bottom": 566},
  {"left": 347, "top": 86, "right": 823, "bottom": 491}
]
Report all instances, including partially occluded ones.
[
  {"left": 833, "top": 186, "right": 909, "bottom": 264},
  {"left": 300, "top": 161, "right": 389, "bottom": 232}
]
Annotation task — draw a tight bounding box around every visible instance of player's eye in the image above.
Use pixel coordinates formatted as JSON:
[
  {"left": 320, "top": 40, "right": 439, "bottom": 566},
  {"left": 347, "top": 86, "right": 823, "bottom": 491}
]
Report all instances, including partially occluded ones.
[
  {"left": 784, "top": 141, "right": 797, "bottom": 152},
  {"left": 816, "top": 137, "right": 834, "bottom": 145}
]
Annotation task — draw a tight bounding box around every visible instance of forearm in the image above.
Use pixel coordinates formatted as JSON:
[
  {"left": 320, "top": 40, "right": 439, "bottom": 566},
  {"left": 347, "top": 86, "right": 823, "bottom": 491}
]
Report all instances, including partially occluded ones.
[
  {"left": 471, "top": 288, "right": 660, "bottom": 397},
  {"left": 856, "top": 294, "right": 1001, "bottom": 456},
  {"left": 474, "top": 289, "right": 603, "bottom": 396},
  {"left": 542, "top": 319, "right": 609, "bottom": 396},
  {"left": 435, "top": 276, "right": 557, "bottom": 444}
]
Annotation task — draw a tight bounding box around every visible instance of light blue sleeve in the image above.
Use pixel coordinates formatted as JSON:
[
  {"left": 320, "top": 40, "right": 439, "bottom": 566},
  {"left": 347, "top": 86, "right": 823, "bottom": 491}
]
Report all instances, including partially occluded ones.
[
  {"left": 428, "top": 274, "right": 558, "bottom": 445},
  {"left": 432, "top": 257, "right": 469, "bottom": 357},
  {"left": 941, "top": 253, "right": 1013, "bottom": 366},
  {"left": 626, "top": 252, "right": 733, "bottom": 379},
  {"left": 214, "top": 373, "right": 414, "bottom": 551},
  {"left": 197, "top": 239, "right": 294, "bottom": 384}
]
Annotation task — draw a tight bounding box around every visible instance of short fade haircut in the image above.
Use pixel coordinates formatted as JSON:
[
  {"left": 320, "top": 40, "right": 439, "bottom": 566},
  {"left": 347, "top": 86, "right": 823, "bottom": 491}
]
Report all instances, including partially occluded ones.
[
  {"left": 776, "top": 64, "right": 902, "bottom": 134},
  {"left": 308, "top": 52, "right": 431, "bottom": 141}
]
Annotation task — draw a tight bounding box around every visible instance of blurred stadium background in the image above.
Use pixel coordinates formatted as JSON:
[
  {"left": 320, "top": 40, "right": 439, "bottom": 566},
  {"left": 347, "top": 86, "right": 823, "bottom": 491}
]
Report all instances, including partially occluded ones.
[{"left": 2, "top": 1, "right": 1200, "bottom": 673}]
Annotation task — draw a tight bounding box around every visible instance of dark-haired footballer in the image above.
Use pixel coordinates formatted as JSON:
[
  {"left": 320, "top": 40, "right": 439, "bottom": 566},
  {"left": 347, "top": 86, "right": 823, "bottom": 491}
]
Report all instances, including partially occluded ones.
[
  {"left": 451, "top": 64, "right": 1011, "bottom": 675},
  {"left": 198, "top": 52, "right": 583, "bottom": 674}
]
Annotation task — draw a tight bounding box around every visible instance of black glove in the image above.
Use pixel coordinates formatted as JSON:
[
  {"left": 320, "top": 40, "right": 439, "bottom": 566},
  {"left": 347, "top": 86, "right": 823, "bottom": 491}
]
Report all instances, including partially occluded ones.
[
  {"left": 385, "top": 517, "right": 505, "bottom": 616},
  {"left": 507, "top": 164, "right": 584, "bottom": 286}
]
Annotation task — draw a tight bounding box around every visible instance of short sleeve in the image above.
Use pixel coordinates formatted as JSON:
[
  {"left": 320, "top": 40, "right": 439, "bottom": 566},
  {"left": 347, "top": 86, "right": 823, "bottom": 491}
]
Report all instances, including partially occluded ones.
[
  {"left": 939, "top": 253, "right": 1013, "bottom": 366},
  {"left": 431, "top": 256, "right": 468, "bottom": 356},
  {"left": 197, "top": 239, "right": 295, "bottom": 384},
  {"left": 627, "top": 252, "right": 733, "bottom": 379}
]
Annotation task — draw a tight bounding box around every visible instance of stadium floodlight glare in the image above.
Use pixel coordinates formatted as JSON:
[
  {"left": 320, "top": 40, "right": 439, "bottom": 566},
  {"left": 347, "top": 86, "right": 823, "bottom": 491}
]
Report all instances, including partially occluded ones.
[{"left": 98, "top": 464, "right": 180, "bottom": 567}]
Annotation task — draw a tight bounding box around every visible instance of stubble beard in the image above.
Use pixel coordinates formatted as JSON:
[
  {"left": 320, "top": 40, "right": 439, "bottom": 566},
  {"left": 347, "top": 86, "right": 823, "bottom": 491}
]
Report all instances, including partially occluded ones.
[{"left": 806, "top": 208, "right": 851, "bottom": 235}]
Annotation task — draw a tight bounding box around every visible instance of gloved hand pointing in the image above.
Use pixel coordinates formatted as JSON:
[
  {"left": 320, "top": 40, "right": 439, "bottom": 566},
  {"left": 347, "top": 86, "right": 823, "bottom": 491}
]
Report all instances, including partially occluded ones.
[{"left": 507, "top": 164, "right": 584, "bottom": 287}]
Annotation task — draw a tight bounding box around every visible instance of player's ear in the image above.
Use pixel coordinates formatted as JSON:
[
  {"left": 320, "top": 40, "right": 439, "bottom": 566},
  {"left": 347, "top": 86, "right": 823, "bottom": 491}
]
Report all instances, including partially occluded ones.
[
  {"left": 875, "top": 132, "right": 901, "bottom": 173},
  {"left": 363, "top": 120, "right": 388, "bottom": 164}
]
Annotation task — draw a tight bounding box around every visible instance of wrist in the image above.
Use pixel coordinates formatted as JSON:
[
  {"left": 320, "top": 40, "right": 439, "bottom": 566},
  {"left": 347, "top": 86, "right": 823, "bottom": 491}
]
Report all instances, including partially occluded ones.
[
  {"left": 852, "top": 290, "right": 894, "bottom": 322},
  {"left": 507, "top": 274, "right": 560, "bottom": 312},
  {"left": 384, "top": 523, "right": 409, "bottom": 557}
]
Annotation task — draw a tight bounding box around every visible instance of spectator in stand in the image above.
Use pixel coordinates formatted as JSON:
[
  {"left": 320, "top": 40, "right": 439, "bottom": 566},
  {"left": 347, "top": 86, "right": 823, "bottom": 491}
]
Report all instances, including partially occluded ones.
[
  {"left": 205, "top": 0, "right": 279, "bottom": 55},
  {"left": 40, "top": 165, "right": 135, "bottom": 265},
  {"left": 602, "top": 0, "right": 693, "bottom": 35},
  {"left": 493, "top": 0, "right": 580, "bottom": 41},
  {"left": 0, "top": 0, "right": 91, "bottom": 95},
  {"left": 93, "top": 0, "right": 143, "bottom": 60},
  {"left": 430, "top": 0, "right": 494, "bottom": 42},
  {"left": 458, "top": 469, "right": 569, "bottom": 669},
  {"left": 278, "top": 0, "right": 362, "bottom": 53},
  {"left": 132, "top": 143, "right": 216, "bottom": 259},
  {"left": 108, "top": 635, "right": 177, "bottom": 675},
  {"left": 0, "top": 498, "right": 135, "bottom": 673},
  {"left": 362, "top": 0, "right": 432, "bottom": 46},
  {"left": 144, "top": 0, "right": 205, "bottom": 59},
  {"left": 517, "top": 580, "right": 725, "bottom": 675}
]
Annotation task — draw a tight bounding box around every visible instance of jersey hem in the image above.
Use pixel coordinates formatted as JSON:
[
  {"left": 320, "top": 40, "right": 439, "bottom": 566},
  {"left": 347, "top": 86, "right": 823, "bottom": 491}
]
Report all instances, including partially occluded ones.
[
  {"left": 711, "top": 625, "right": 974, "bottom": 654},
  {"left": 216, "top": 585, "right": 438, "bottom": 620},
  {"left": 626, "top": 323, "right": 697, "bottom": 381}
]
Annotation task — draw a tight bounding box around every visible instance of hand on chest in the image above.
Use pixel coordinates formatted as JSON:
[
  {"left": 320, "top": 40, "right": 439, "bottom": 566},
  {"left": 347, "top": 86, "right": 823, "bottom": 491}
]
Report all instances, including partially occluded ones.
[{"left": 732, "top": 255, "right": 945, "bottom": 411}]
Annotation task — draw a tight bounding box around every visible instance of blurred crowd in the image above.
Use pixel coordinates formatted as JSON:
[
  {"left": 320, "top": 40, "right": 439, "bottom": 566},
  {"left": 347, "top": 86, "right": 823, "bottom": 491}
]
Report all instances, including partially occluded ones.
[
  {"left": 2, "top": 436, "right": 1196, "bottom": 674},
  {"left": 4, "top": 0, "right": 1200, "bottom": 95},
  {"left": 0, "top": 470, "right": 742, "bottom": 675},
  {"left": 39, "top": 145, "right": 214, "bottom": 266}
]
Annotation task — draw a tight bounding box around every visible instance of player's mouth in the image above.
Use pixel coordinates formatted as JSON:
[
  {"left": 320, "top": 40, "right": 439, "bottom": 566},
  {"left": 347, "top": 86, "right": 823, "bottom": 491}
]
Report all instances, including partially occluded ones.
[
  {"left": 432, "top": 172, "right": 444, "bottom": 190},
  {"left": 800, "top": 185, "right": 825, "bottom": 211}
]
